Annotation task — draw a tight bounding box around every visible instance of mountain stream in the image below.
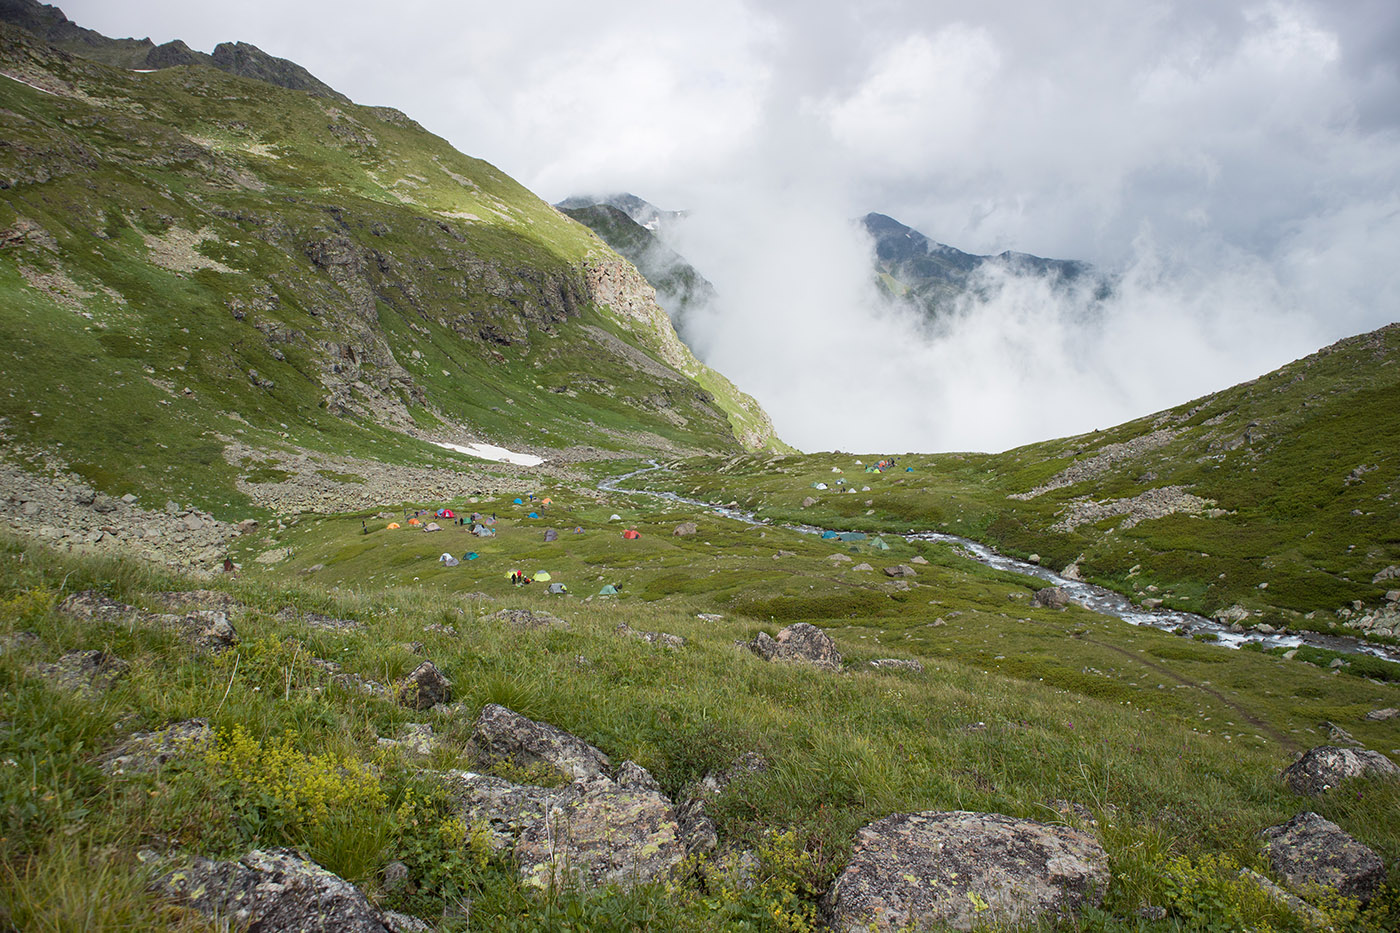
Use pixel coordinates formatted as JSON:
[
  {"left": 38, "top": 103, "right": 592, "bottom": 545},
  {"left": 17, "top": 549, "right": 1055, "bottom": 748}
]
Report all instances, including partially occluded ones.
[{"left": 600, "top": 462, "right": 1400, "bottom": 664}]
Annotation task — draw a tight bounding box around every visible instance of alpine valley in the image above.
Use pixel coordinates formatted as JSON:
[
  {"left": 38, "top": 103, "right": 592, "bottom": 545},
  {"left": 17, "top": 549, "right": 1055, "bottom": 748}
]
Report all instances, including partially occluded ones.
[{"left": 0, "top": 4, "right": 1398, "bottom": 932}]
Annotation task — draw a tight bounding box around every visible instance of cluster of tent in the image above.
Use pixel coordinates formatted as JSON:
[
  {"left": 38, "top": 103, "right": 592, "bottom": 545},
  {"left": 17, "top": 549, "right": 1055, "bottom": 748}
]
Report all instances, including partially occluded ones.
[
  {"left": 437, "top": 551, "right": 481, "bottom": 567},
  {"left": 820, "top": 531, "right": 867, "bottom": 542}
]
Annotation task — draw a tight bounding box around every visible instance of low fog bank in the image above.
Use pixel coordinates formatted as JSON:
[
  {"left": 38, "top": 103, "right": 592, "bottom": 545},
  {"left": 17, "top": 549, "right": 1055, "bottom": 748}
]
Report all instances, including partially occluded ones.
[{"left": 663, "top": 203, "right": 1338, "bottom": 454}]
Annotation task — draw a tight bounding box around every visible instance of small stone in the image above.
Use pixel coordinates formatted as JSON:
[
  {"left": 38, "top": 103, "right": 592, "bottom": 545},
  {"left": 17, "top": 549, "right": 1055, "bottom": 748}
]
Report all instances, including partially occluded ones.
[{"left": 397, "top": 661, "right": 451, "bottom": 710}]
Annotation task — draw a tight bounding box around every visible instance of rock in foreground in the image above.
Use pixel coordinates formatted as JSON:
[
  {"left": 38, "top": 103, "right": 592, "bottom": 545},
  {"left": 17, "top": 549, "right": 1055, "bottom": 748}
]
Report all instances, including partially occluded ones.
[
  {"left": 153, "top": 848, "right": 397, "bottom": 932},
  {"left": 743, "top": 622, "right": 843, "bottom": 670},
  {"left": 823, "top": 811, "right": 1109, "bottom": 932},
  {"left": 469, "top": 703, "right": 611, "bottom": 784},
  {"left": 1260, "top": 812, "right": 1386, "bottom": 903},
  {"left": 1281, "top": 746, "right": 1400, "bottom": 795}
]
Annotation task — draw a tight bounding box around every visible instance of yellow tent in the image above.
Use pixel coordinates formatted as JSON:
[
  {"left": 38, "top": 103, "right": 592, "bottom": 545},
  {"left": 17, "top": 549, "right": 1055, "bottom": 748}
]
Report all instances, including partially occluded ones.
[{"left": 534, "top": 571, "right": 552, "bottom": 582}]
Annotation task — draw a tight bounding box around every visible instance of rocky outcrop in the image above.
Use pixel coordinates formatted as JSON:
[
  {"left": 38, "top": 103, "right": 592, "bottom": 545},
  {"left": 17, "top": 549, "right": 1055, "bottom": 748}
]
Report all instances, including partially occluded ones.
[
  {"left": 823, "top": 811, "right": 1109, "bottom": 932},
  {"left": 1281, "top": 746, "right": 1400, "bottom": 795},
  {"left": 1050, "top": 485, "right": 1215, "bottom": 533},
  {"left": 743, "top": 622, "right": 843, "bottom": 671},
  {"left": 468, "top": 704, "right": 611, "bottom": 784},
  {"left": 99, "top": 719, "right": 211, "bottom": 775},
  {"left": 486, "top": 608, "right": 569, "bottom": 630},
  {"left": 152, "top": 849, "right": 397, "bottom": 931},
  {"left": 1009, "top": 429, "right": 1180, "bottom": 499},
  {"left": 1260, "top": 812, "right": 1386, "bottom": 902},
  {"left": 60, "top": 591, "right": 237, "bottom": 652},
  {"left": 446, "top": 706, "right": 701, "bottom": 891}
]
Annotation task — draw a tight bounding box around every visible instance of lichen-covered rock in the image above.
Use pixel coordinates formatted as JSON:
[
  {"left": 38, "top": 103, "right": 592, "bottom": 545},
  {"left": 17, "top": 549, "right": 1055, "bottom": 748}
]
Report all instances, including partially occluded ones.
[
  {"left": 1281, "top": 746, "right": 1400, "bottom": 795},
  {"left": 468, "top": 703, "right": 610, "bottom": 784},
  {"left": 396, "top": 661, "right": 451, "bottom": 710},
  {"left": 616, "top": 622, "right": 686, "bottom": 648},
  {"left": 744, "top": 622, "right": 842, "bottom": 670},
  {"left": 152, "top": 848, "right": 393, "bottom": 931},
  {"left": 443, "top": 771, "right": 561, "bottom": 852},
  {"left": 58, "top": 590, "right": 237, "bottom": 652},
  {"left": 59, "top": 590, "right": 138, "bottom": 622},
  {"left": 100, "top": 719, "right": 211, "bottom": 774},
  {"left": 883, "top": 565, "right": 916, "bottom": 578},
  {"left": 31, "top": 650, "right": 129, "bottom": 696},
  {"left": 868, "top": 658, "right": 924, "bottom": 673},
  {"left": 1032, "top": 587, "right": 1071, "bottom": 610},
  {"left": 823, "top": 811, "right": 1109, "bottom": 932},
  {"left": 515, "top": 782, "right": 687, "bottom": 890},
  {"left": 486, "top": 608, "right": 568, "bottom": 630},
  {"left": 376, "top": 723, "right": 438, "bottom": 758},
  {"left": 1260, "top": 812, "right": 1386, "bottom": 902}
]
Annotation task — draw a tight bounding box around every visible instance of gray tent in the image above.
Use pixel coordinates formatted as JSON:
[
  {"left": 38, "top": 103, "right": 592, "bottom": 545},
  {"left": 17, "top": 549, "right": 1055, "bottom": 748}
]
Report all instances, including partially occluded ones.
[
  {"left": 472, "top": 524, "right": 496, "bottom": 537},
  {"left": 437, "top": 552, "right": 460, "bottom": 567},
  {"left": 547, "top": 582, "right": 568, "bottom": 595}
]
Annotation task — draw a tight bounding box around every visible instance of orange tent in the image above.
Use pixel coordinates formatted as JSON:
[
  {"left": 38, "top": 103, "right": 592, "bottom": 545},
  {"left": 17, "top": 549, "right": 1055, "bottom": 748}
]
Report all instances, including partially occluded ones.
[
  {"left": 387, "top": 522, "right": 401, "bottom": 529},
  {"left": 408, "top": 518, "right": 421, "bottom": 526}
]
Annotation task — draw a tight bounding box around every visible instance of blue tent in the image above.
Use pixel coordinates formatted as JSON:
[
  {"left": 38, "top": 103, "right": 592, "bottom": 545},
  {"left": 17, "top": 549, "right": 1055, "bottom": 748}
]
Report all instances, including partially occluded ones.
[
  {"left": 821, "top": 530, "right": 839, "bottom": 540},
  {"left": 464, "top": 552, "right": 479, "bottom": 560},
  {"left": 838, "top": 532, "right": 867, "bottom": 541},
  {"left": 528, "top": 511, "right": 539, "bottom": 519}
]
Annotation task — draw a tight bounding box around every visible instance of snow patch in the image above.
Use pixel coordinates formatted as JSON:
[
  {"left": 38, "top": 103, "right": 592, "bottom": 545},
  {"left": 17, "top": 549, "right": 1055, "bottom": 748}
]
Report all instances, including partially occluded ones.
[{"left": 432, "top": 441, "right": 543, "bottom": 466}]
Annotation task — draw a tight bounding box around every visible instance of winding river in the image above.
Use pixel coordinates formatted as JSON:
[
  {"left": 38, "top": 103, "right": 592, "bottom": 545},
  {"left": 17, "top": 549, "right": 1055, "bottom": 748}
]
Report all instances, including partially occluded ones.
[{"left": 600, "top": 462, "right": 1400, "bottom": 664}]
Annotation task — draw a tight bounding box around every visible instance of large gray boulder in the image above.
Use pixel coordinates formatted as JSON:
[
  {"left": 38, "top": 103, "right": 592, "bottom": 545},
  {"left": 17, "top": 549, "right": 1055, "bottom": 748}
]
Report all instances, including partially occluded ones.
[
  {"left": 444, "top": 771, "right": 560, "bottom": 852},
  {"left": 469, "top": 703, "right": 611, "bottom": 784},
  {"left": 1281, "top": 746, "right": 1400, "bottom": 795},
  {"left": 823, "top": 811, "right": 1110, "bottom": 932},
  {"left": 1260, "top": 812, "right": 1386, "bottom": 903},
  {"left": 744, "top": 622, "right": 843, "bottom": 671},
  {"left": 152, "top": 849, "right": 395, "bottom": 931}
]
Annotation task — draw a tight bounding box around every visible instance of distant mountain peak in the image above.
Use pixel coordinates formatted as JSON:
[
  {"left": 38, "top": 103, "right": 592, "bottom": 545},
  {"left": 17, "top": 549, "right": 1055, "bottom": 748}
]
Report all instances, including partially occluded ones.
[
  {"left": 0, "top": 0, "right": 347, "bottom": 101},
  {"left": 556, "top": 193, "right": 686, "bottom": 233}
]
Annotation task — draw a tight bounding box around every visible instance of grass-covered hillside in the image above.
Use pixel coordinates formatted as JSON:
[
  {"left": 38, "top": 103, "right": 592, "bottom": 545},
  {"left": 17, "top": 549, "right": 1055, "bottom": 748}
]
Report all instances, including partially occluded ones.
[
  {"left": 646, "top": 325, "right": 1400, "bottom": 643},
  {"left": 3, "top": 465, "right": 1399, "bottom": 929},
  {"left": 0, "top": 20, "right": 782, "bottom": 525}
]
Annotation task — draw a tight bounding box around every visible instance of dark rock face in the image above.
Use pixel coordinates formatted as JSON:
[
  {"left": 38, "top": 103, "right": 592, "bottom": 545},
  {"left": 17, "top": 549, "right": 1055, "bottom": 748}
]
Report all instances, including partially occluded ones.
[
  {"left": 210, "top": 41, "right": 348, "bottom": 101},
  {"left": 1260, "top": 812, "right": 1386, "bottom": 903},
  {"left": 469, "top": 703, "right": 611, "bottom": 784},
  {"left": 396, "top": 661, "right": 451, "bottom": 710},
  {"left": 1032, "top": 587, "right": 1071, "bottom": 609},
  {"left": 152, "top": 848, "right": 393, "bottom": 931},
  {"left": 31, "top": 649, "right": 129, "bottom": 696},
  {"left": 1281, "top": 746, "right": 1400, "bottom": 795},
  {"left": 744, "top": 622, "right": 843, "bottom": 670},
  {"left": 99, "top": 719, "right": 211, "bottom": 775},
  {"left": 823, "top": 811, "right": 1110, "bottom": 932}
]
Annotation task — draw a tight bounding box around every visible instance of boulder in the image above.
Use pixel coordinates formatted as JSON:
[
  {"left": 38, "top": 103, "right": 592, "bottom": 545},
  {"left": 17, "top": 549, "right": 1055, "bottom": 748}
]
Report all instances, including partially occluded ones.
[
  {"left": 152, "top": 848, "right": 395, "bottom": 932},
  {"left": 162, "top": 609, "right": 238, "bottom": 652},
  {"left": 672, "top": 522, "right": 698, "bottom": 537},
  {"left": 469, "top": 703, "right": 611, "bottom": 784},
  {"left": 1260, "top": 812, "right": 1385, "bottom": 903},
  {"left": 1365, "top": 708, "right": 1399, "bottom": 722},
  {"left": 1032, "top": 587, "right": 1071, "bottom": 610},
  {"left": 515, "top": 782, "right": 687, "bottom": 890},
  {"left": 868, "top": 658, "right": 925, "bottom": 673},
  {"left": 99, "top": 719, "right": 211, "bottom": 775},
  {"left": 444, "top": 771, "right": 560, "bottom": 852},
  {"left": 31, "top": 650, "right": 129, "bottom": 696},
  {"left": 376, "top": 723, "right": 439, "bottom": 758},
  {"left": 743, "top": 623, "right": 843, "bottom": 671},
  {"left": 1281, "top": 746, "right": 1400, "bottom": 795},
  {"left": 397, "top": 661, "right": 451, "bottom": 710},
  {"left": 801, "top": 496, "right": 817, "bottom": 508},
  {"left": 616, "top": 622, "right": 686, "bottom": 648},
  {"left": 823, "top": 811, "right": 1109, "bottom": 932},
  {"left": 883, "top": 565, "right": 916, "bottom": 578},
  {"left": 828, "top": 553, "right": 854, "bottom": 563},
  {"left": 677, "top": 752, "right": 768, "bottom": 857}
]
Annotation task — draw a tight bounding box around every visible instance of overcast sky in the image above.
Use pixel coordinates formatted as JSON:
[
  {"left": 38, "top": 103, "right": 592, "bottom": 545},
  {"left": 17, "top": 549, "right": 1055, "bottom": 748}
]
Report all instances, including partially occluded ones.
[{"left": 63, "top": 1, "right": 1400, "bottom": 452}]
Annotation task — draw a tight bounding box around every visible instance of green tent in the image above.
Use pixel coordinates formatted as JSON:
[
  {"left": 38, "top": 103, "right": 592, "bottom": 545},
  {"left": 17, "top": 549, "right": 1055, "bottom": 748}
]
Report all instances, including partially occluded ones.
[
  {"left": 598, "top": 584, "right": 619, "bottom": 596},
  {"left": 871, "top": 538, "right": 891, "bottom": 550}
]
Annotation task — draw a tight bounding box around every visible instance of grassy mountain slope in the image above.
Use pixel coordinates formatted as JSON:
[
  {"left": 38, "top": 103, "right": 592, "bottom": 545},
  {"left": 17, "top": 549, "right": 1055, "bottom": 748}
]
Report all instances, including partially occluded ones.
[
  {"left": 0, "top": 21, "right": 782, "bottom": 523},
  {"left": 650, "top": 324, "right": 1400, "bottom": 643}
]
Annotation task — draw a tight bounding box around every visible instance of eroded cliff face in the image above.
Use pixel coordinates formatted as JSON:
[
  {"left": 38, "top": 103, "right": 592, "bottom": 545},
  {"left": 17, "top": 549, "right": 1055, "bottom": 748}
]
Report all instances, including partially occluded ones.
[{"left": 580, "top": 258, "right": 786, "bottom": 452}]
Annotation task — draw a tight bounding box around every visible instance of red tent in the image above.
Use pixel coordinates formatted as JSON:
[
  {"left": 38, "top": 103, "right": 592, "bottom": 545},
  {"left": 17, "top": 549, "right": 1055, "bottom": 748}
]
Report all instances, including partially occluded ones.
[
  {"left": 437, "top": 508, "right": 455, "bottom": 519},
  {"left": 622, "top": 529, "right": 641, "bottom": 540}
]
